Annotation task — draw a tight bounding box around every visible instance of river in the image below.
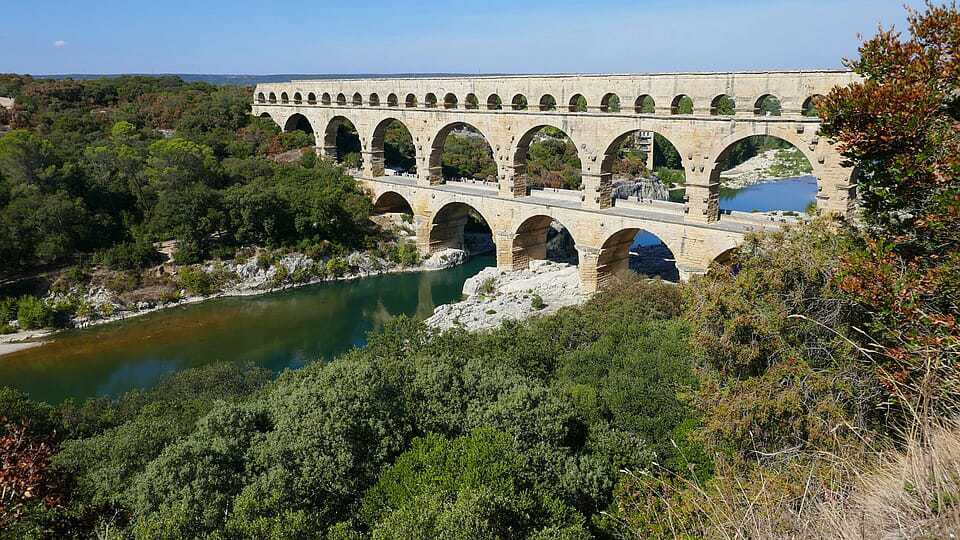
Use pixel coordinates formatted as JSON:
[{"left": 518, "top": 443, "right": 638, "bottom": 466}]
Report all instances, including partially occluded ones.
[{"left": 0, "top": 256, "right": 494, "bottom": 404}]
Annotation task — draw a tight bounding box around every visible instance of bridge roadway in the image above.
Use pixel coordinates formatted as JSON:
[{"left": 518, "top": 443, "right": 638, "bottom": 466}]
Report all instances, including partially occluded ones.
[{"left": 359, "top": 174, "right": 781, "bottom": 292}]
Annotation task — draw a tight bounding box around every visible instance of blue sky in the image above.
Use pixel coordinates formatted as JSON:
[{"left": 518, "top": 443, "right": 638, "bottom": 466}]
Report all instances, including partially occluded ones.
[{"left": 1, "top": 0, "right": 925, "bottom": 75}]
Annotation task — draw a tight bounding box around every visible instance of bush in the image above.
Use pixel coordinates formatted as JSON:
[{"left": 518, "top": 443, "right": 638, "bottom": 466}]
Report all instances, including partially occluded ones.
[
  {"left": 95, "top": 240, "right": 161, "bottom": 271},
  {"left": 177, "top": 267, "right": 213, "bottom": 296},
  {"left": 16, "top": 295, "right": 53, "bottom": 330},
  {"left": 325, "top": 257, "right": 348, "bottom": 278},
  {"left": 531, "top": 294, "right": 545, "bottom": 310}
]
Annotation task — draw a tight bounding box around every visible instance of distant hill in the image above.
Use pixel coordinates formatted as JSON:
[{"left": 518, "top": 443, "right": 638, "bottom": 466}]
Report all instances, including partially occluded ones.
[{"left": 35, "top": 73, "right": 479, "bottom": 86}]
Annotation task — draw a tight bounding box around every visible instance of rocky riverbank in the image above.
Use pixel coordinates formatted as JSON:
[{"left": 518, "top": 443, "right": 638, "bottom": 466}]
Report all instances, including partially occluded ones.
[
  {"left": 425, "top": 260, "right": 588, "bottom": 332},
  {"left": 719, "top": 148, "right": 813, "bottom": 189}
]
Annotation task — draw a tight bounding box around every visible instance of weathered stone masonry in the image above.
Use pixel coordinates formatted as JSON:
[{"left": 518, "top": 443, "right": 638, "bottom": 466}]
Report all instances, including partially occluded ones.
[{"left": 253, "top": 71, "right": 858, "bottom": 292}]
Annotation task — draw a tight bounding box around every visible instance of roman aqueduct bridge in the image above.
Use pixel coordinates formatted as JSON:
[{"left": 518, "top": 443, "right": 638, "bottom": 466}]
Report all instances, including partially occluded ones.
[{"left": 252, "top": 71, "right": 858, "bottom": 292}]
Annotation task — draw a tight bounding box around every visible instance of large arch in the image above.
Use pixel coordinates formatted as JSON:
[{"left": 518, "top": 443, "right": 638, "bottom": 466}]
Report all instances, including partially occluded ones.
[
  {"left": 370, "top": 117, "right": 416, "bottom": 176},
  {"left": 509, "top": 214, "right": 580, "bottom": 270},
  {"left": 426, "top": 201, "right": 494, "bottom": 255},
  {"left": 512, "top": 124, "right": 583, "bottom": 192},
  {"left": 322, "top": 115, "right": 362, "bottom": 165},
  {"left": 427, "top": 122, "right": 498, "bottom": 184},
  {"left": 601, "top": 128, "right": 687, "bottom": 203},
  {"left": 283, "top": 113, "right": 315, "bottom": 134},
  {"left": 596, "top": 227, "right": 679, "bottom": 286}
]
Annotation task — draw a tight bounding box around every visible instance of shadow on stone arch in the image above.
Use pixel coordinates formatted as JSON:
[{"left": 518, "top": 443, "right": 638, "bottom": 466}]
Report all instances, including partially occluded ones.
[
  {"left": 428, "top": 202, "right": 494, "bottom": 257},
  {"left": 598, "top": 228, "right": 679, "bottom": 285}
]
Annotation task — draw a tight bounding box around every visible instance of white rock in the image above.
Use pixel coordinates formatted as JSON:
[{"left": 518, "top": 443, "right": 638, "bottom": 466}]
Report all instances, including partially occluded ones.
[{"left": 422, "top": 248, "right": 468, "bottom": 270}]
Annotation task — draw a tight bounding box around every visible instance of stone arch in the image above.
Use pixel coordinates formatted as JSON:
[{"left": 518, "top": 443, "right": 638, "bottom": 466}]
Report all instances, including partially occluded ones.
[
  {"left": 322, "top": 115, "right": 362, "bottom": 163},
  {"left": 487, "top": 94, "right": 503, "bottom": 110},
  {"left": 321, "top": 92, "right": 332, "bottom": 105},
  {"left": 352, "top": 92, "right": 363, "bottom": 106},
  {"left": 755, "top": 94, "right": 782, "bottom": 116},
  {"left": 405, "top": 93, "right": 418, "bottom": 108},
  {"left": 511, "top": 94, "right": 528, "bottom": 110},
  {"left": 512, "top": 124, "right": 583, "bottom": 192},
  {"left": 635, "top": 95, "right": 655, "bottom": 113},
  {"left": 465, "top": 93, "right": 479, "bottom": 109},
  {"left": 307, "top": 92, "right": 317, "bottom": 104},
  {"left": 596, "top": 227, "right": 679, "bottom": 286},
  {"left": 509, "top": 214, "right": 581, "bottom": 270},
  {"left": 283, "top": 113, "right": 315, "bottom": 134},
  {"left": 671, "top": 94, "right": 693, "bottom": 115},
  {"left": 710, "top": 94, "right": 735, "bottom": 115},
  {"left": 539, "top": 94, "right": 557, "bottom": 111},
  {"left": 600, "top": 128, "right": 687, "bottom": 202},
  {"left": 369, "top": 93, "right": 380, "bottom": 106},
  {"left": 280, "top": 92, "right": 289, "bottom": 104},
  {"left": 256, "top": 92, "right": 266, "bottom": 103},
  {"left": 425, "top": 93, "right": 438, "bottom": 108},
  {"left": 426, "top": 201, "right": 494, "bottom": 254},
  {"left": 293, "top": 92, "right": 302, "bottom": 104},
  {"left": 372, "top": 190, "right": 414, "bottom": 215},
  {"left": 370, "top": 117, "right": 416, "bottom": 176},
  {"left": 710, "top": 246, "right": 739, "bottom": 268},
  {"left": 802, "top": 95, "right": 823, "bottom": 117},
  {"left": 336, "top": 93, "right": 347, "bottom": 106},
  {"left": 428, "top": 122, "right": 498, "bottom": 184},
  {"left": 258, "top": 112, "right": 273, "bottom": 121},
  {"left": 569, "top": 94, "right": 587, "bottom": 112},
  {"left": 443, "top": 93, "right": 458, "bottom": 109},
  {"left": 600, "top": 92, "right": 621, "bottom": 113},
  {"left": 268, "top": 92, "right": 277, "bottom": 104},
  {"left": 387, "top": 93, "right": 399, "bottom": 107}
]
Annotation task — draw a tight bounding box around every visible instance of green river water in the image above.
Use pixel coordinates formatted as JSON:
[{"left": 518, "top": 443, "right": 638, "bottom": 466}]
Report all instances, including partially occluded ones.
[{"left": 0, "top": 256, "right": 494, "bottom": 404}]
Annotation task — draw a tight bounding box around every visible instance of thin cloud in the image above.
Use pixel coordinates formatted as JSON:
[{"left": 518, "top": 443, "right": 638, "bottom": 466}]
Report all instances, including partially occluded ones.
[{"left": 53, "top": 40, "right": 67, "bottom": 48}]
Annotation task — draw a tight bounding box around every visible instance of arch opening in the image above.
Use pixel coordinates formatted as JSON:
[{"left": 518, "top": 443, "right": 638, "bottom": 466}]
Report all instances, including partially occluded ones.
[
  {"left": 268, "top": 92, "right": 277, "bottom": 104},
  {"left": 635, "top": 95, "right": 655, "bottom": 114},
  {"left": 598, "top": 228, "right": 679, "bottom": 286},
  {"left": 755, "top": 94, "right": 782, "bottom": 116},
  {"left": 710, "top": 94, "right": 735, "bottom": 116},
  {"left": 511, "top": 94, "right": 528, "bottom": 110},
  {"left": 802, "top": 95, "right": 823, "bottom": 117},
  {"left": 321, "top": 93, "right": 331, "bottom": 105},
  {"left": 307, "top": 92, "right": 317, "bottom": 105},
  {"left": 515, "top": 126, "right": 583, "bottom": 191},
  {"left": 369, "top": 93, "right": 380, "bottom": 106},
  {"left": 352, "top": 92, "right": 363, "bottom": 106},
  {"left": 602, "top": 130, "right": 686, "bottom": 204},
  {"left": 425, "top": 93, "right": 438, "bottom": 108},
  {"left": 372, "top": 191, "right": 414, "bottom": 215},
  {"left": 405, "top": 93, "right": 418, "bottom": 108},
  {"left": 569, "top": 94, "right": 587, "bottom": 112},
  {"left": 371, "top": 118, "right": 416, "bottom": 176},
  {"left": 387, "top": 93, "right": 399, "bottom": 107},
  {"left": 323, "top": 116, "right": 362, "bottom": 169},
  {"left": 280, "top": 92, "right": 289, "bottom": 104},
  {"left": 671, "top": 95, "right": 693, "bottom": 115},
  {"left": 511, "top": 215, "right": 579, "bottom": 271},
  {"left": 465, "top": 93, "right": 479, "bottom": 109},
  {"left": 293, "top": 92, "right": 302, "bottom": 104},
  {"left": 256, "top": 92, "right": 266, "bottom": 103},
  {"left": 336, "top": 93, "right": 347, "bottom": 106},
  {"left": 487, "top": 94, "right": 503, "bottom": 110},
  {"left": 443, "top": 93, "right": 458, "bottom": 109},
  {"left": 539, "top": 94, "right": 557, "bottom": 111},
  {"left": 712, "top": 135, "right": 816, "bottom": 215},
  {"left": 283, "top": 113, "right": 315, "bottom": 134},
  {"left": 430, "top": 122, "right": 497, "bottom": 185},
  {"left": 428, "top": 202, "right": 494, "bottom": 257},
  {"left": 601, "top": 93, "right": 621, "bottom": 113}
]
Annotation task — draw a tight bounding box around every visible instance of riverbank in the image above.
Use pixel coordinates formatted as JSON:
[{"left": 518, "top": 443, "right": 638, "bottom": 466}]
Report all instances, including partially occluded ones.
[
  {"left": 0, "top": 246, "right": 471, "bottom": 357},
  {"left": 719, "top": 148, "right": 813, "bottom": 189}
]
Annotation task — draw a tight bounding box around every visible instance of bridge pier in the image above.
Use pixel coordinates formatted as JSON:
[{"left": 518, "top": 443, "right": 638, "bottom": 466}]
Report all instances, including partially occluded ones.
[
  {"left": 576, "top": 246, "right": 602, "bottom": 294},
  {"left": 582, "top": 172, "right": 613, "bottom": 209},
  {"left": 500, "top": 164, "right": 527, "bottom": 198},
  {"left": 362, "top": 150, "right": 385, "bottom": 177},
  {"left": 684, "top": 170, "right": 721, "bottom": 223}
]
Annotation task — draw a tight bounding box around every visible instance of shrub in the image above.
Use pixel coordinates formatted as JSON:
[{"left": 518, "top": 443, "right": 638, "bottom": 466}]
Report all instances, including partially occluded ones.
[
  {"left": 95, "top": 240, "right": 161, "bottom": 271},
  {"left": 325, "top": 257, "right": 348, "bottom": 278},
  {"left": 16, "top": 296, "right": 53, "bottom": 330},
  {"left": 531, "top": 294, "right": 545, "bottom": 310},
  {"left": 177, "top": 267, "right": 213, "bottom": 296},
  {"left": 105, "top": 271, "right": 139, "bottom": 294},
  {"left": 478, "top": 277, "right": 497, "bottom": 296}
]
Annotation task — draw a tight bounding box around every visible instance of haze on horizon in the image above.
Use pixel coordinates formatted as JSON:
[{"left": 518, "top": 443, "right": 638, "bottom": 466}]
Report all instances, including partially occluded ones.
[{"left": 3, "top": 0, "right": 925, "bottom": 76}]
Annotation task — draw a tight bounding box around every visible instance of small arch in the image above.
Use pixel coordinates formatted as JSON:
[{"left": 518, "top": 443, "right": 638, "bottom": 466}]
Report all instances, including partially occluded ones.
[
  {"left": 283, "top": 113, "right": 315, "bottom": 134},
  {"left": 539, "top": 94, "right": 557, "bottom": 111},
  {"left": 307, "top": 92, "right": 317, "bottom": 105},
  {"left": 443, "top": 93, "right": 458, "bottom": 109},
  {"left": 425, "top": 93, "right": 438, "bottom": 108},
  {"left": 568, "top": 94, "right": 587, "bottom": 112},
  {"left": 387, "top": 93, "right": 399, "bottom": 107},
  {"left": 635, "top": 95, "right": 655, "bottom": 114},
  {"left": 671, "top": 95, "right": 693, "bottom": 115},
  {"left": 280, "top": 92, "right": 289, "bottom": 104},
  {"left": 510, "top": 215, "right": 579, "bottom": 270},
  {"left": 369, "top": 93, "right": 380, "bottom": 106},
  {"left": 293, "top": 92, "right": 302, "bottom": 104},
  {"left": 802, "top": 95, "right": 823, "bottom": 117},
  {"left": 373, "top": 191, "right": 414, "bottom": 215},
  {"left": 268, "top": 92, "right": 277, "bottom": 104},
  {"left": 487, "top": 94, "right": 503, "bottom": 110},
  {"left": 321, "top": 92, "right": 332, "bottom": 105},
  {"left": 511, "top": 94, "right": 528, "bottom": 110},
  {"left": 755, "top": 94, "right": 782, "bottom": 116},
  {"left": 428, "top": 201, "right": 494, "bottom": 255},
  {"left": 710, "top": 94, "right": 735, "bottom": 116},
  {"left": 600, "top": 93, "right": 621, "bottom": 113},
  {"left": 465, "top": 93, "right": 479, "bottom": 109},
  {"left": 598, "top": 228, "right": 679, "bottom": 286},
  {"left": 405, "top": 93, "right": 418, "bottom": 108},
  {"left": 336, "top": 93, "right": 347, "bottom": 106},
  {"left": 352, "top": 92, "right": 363, "bottom": 106},
  {"left": 256, "top": 92, "right": 266, "bottom": 103}
]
